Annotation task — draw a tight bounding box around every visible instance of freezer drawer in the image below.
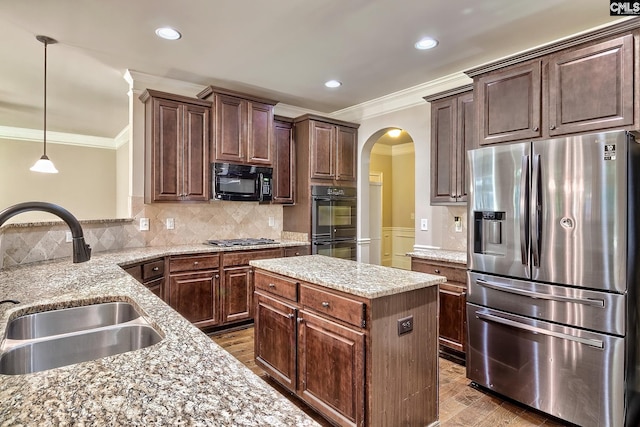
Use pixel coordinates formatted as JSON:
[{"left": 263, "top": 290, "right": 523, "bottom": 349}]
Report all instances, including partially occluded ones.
[
  {"left": 467, "top": 303, "right": 625, "bottom": 427},
  {"left": 468, "top": 272, "right": 626, "bottom": 336}
]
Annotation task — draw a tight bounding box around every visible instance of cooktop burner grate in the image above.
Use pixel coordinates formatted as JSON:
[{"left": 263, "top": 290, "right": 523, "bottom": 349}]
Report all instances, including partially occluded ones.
[{"left": 205, "top": 238, "right": 279, "bottom": 247}]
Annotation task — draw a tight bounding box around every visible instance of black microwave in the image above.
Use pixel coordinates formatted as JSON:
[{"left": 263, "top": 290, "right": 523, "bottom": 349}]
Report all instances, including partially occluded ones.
[{"left": 211, "top": 163, "right": 273, "bottom": 202}]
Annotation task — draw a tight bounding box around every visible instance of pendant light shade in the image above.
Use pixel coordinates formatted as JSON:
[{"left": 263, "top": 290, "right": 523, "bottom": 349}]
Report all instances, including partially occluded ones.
[{"left": 30, "top": 35, "right": 58, "bottom": 174}]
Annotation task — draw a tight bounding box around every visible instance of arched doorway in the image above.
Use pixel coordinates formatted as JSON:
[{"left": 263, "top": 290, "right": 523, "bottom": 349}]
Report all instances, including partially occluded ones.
[{"left": 365, "top": 127, "right": 415, "bottom": 269}]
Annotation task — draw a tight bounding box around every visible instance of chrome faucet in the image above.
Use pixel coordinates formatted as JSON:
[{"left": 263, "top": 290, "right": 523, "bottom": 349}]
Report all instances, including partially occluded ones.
[{"left": 0, "top": 202, "right": 91, "bottom": 263}]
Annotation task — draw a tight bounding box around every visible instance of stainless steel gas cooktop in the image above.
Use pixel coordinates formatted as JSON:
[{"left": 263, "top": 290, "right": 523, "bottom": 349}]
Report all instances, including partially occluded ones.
[{"left": 205, "top": 238, "right": 279, "bottom": 247}]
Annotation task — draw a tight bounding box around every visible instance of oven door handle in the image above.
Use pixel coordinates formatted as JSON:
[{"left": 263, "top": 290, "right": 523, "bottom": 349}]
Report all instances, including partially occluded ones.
[
  {"left": 475, "top": 279, "right": 605, "bottom": 307},
  {"left": 313, "top": 241, "right": 331, "bottom": 246},
  {"left": 475, "top": 311, "right": 604, "bottom": 348}
]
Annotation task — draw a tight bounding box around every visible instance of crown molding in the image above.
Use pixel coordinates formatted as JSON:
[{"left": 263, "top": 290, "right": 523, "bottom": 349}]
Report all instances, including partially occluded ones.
[
  {"left": 330, "top": 73, "right": 472, "bottom": 123},
  {"left": 114, "top": 126, "right": 130, "bottom": 149},
  {"left": 124, "top": 69, "right": 207, "bottom": 97},
  {"left": 371, "top": 142, "right": 415, "bottom": 156},
  {"left": 273, "top": 103, "right": 323, "bottom": 119},
  {"left": 0, "top": 125, "right": 117, "bottom": 149}
]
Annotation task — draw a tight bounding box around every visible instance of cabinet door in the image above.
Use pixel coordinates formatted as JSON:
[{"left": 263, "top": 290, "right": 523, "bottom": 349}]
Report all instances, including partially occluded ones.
[
  {"left": 547, "top": 34, "right": 634, "bottom": 136},
  {"left": 222, "top": 266, "right": 253, "bottom": 324},
  {"left": 298, "top": 310, "right": 365, "bottom": 427},
  {"left": 456, "top": 92, "right": 474, "bottom": 202},
  {"left": 430, "top": 97, "right": 457, "bottom": 204},
  {"left": 247, "top": 101, "right": 274, "bottom": 165},
  {"left": 335, "top": 126, "right": 357, "bottom": 183},
  {"left": 439, "top": 284, "right": 467, "bottom": 353},
  {"left": 254, "top": 292, "right": 297, "bottom": 391},
  {"left": 153, "top": 98, "right": 182, "bottom": 201},
  {"left": 183, "top": 104, "right": 210, "bottom": 201},
  {"left": 214, "top": 94, "right": 245, "bottom": 163},
  {"left": 168, "top": 270, "right": 219, "bottom": 326},
  {"left": 477, "top": 61, "right": 542, "bottom": 145},
  {"left": 310, "top": 121, "right": 335, "bottom": 180},
  {"left": 273, "top": 119, "right": 295, "bottom": 203}
]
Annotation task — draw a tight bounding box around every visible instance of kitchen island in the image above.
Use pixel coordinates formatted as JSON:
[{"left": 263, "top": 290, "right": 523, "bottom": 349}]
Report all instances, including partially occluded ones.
[
  {"left": 250, "top": 255, "right": 445, "bottom": 427},
  {"left": 0, "top": 244, "right": 317, "bottom": 426}
]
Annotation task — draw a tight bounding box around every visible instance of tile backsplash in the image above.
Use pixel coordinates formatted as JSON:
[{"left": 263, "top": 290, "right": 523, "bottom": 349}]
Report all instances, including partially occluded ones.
[{"left": 0, "top": 197, "right": 284, "bottom": 268}]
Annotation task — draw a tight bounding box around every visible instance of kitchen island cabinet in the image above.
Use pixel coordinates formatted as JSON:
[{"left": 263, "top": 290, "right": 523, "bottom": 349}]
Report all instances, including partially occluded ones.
[
  {"left": 251, "top": 255, "right": 444, "bottom": 427},
  {"left": 0, "top": 245, "right": 319, "bottom": 426}
]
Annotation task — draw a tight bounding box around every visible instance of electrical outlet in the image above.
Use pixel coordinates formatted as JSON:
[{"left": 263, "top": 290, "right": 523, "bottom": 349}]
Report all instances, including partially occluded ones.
[
  {"left": 139, "top": 218, "right": 150, "bottom": 231},
  {"left": 268, "top": 217, "right": 275, "bottom": 227},
  {"left": 397, "top": 315, "right": 414, "bottom": 336},
  {"left": 420, "top": 218, "right": 428, "bottom": 231},
  {"left": 65, "top": 231, "right": 73, "bottom": 243},
  {"left": 454, "top": 216, "right": 463, "bottom": 233},
  {"left": 166, "top": 218, "right": 175, "bottom": 230}
]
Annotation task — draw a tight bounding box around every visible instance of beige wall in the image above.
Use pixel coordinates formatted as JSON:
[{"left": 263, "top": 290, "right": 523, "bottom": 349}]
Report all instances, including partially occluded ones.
[
  {"left": 116, "top": 141, "right": 130, "bottom": 218},
  {"left": 391, "top": 148, "right": 415, "bottom": 229},
  {"left": 0, "top": 138, "right": 117, "bottom": 223}
]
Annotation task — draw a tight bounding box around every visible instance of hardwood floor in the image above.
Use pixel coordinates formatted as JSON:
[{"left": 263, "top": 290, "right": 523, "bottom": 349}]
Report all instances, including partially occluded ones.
[{"left": 211, "top": 326, "right": 571, "bottom": 427}]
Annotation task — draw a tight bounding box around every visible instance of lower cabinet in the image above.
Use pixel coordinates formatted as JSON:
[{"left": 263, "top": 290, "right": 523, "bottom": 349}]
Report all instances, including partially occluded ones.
[
  {"left": 254, "top": 268, "right": 437, "bottom": 427},
  {"left": 411, "top": 257, "right": 467, "bottom": 356},
  {"left": 220, "top": 248, "right": 284, "bottom": 326},
  {"left": 167, "top": 254, "right": 221, "bottom": 328},
  {"left": 121, "top": 258, "right": 166, "bottom": 298}
]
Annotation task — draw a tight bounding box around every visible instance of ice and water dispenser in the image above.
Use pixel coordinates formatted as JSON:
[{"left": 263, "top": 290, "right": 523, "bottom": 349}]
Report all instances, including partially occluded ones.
[{"left": 473, "top": 211, "right": 506, "bottom": 256}]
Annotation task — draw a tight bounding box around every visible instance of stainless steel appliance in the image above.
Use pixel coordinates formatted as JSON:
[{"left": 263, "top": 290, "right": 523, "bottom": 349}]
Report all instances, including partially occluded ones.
[
  {"left": 211, "top": 162, "right": 272, "bottom": 202},
  {"left": 311, "top": 185, "right": 357, "bottom": 260},
  {"left": 467, "top": 130, "right": 640, "bottom": 427}
]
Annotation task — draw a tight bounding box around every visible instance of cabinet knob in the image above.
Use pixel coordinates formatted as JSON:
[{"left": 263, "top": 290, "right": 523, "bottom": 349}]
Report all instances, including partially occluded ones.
[
  {"left": 288, "top": 313, "right": 295, "bottom": 319},
  {"left": 434, "top": 269, "right": 440, "bottom": 274},
  {"left": 321, "top": 301, "right": 330, "bottom": 308},
  {"left": 215, "top": 274, "right": 220, "bottom": 279},
  {"left": 194, "top": 261, "right": 199, "bottom": 265},
  {"left": 297, "top": 317, "right": 303, "bottom": 323},
  {"left": 268, "top": 283, "right": 275, "bottom": 288},
  {"left": 152, "top": 267, "right": 159, "bottom": 271},
  {"left": 549, "top": 125, "right": 556, "bottom": 130},
  {"left": 533, "top": 126, "right": 539, "bottom": 132},
  {"left": 295, "top": 252, "right": 300, "bottom": 256}
]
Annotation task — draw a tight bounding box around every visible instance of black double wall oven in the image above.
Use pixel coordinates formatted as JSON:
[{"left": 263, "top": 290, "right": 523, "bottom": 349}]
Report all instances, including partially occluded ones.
[{"left": 311, "top": 185, "right": 357, "bottom": 260}]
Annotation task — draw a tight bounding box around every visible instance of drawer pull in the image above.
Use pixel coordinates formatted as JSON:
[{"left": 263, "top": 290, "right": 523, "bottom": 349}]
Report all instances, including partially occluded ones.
[
  {"left": 434, "top": 269, "right": 440, "bottom": 274},
  {"left": 194, "top": 261, "right": 199, "bottom": 265},
  {"left": 152, "top": 267, "right": 159, "bottom": 271},
  {"left": 268, "top": 283, "right": 275, "bottom": 288},
  {"left": 321, "top": 301, "right": 330, "bottom": 308}
]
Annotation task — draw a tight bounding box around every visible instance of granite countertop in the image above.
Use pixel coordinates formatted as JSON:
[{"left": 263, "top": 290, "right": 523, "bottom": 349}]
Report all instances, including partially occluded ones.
[
  {"left": 0, "top": 243, "right": 318, "bottom": 426},
  {"left": 250, "top": 255, "right": 446, "bottom": 299},
  {"left": 406, "top": 248, "right": 467, "bottom": 265}
]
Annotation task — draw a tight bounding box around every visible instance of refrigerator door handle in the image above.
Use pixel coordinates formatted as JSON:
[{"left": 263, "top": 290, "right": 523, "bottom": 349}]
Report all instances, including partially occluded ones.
[
  {"left": 475, "top": 311, "right": 604, "bottom": 348},
  {"left": 519, "top": 155, "right": 530, "bottom": 266},
  {"left": 476, "top": 279, "right": 605, "bottom": 307},
  {"left": 531, "top": 154, "right": 542, "bottom": 267}
]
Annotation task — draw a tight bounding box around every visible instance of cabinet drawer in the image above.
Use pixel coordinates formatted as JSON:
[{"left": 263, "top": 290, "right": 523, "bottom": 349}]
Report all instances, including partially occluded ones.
[
  {"left": 412, "top": 260, "right": 466, "bottom": 285},
  {"left": 299, "top": 284, "right": 365, "bottom": 328},
  {"left": 284, "top": 246, "right": 310, "bottom": 257},
  {"left": 254, "top": 271, "right": 298, "bottom": 302},
  {"left": 169, "top": 254, "right": 219, "bottom": 273},
  {"left": 143, "top": 259, "right": 165, "bottom": 280},
  {"left": 222, "top": 248, "right": 283, "bottom": 267}
]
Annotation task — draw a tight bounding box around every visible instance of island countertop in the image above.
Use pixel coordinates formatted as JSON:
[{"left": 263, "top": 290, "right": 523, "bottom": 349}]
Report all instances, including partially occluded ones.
[
  {"left": 0, "top": 244, "right": 318, "bottom": 426},
  {"left": 250, "top": 255, "right": 446, "bottom": 299}
]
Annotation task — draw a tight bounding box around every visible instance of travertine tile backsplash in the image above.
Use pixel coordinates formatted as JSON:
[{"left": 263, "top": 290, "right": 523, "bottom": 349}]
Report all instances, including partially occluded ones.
[{"left": 0, "top": 197, "right": 283, "bottom": 268}]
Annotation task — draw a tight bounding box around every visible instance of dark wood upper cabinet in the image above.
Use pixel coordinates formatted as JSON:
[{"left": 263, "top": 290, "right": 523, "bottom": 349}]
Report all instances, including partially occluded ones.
[
  {"left": 197, "top": 86, "right": 278, "bottom": 166},
  {"left": 547, "top": 34, "right": 634, "bottom": 136},
  {"left": 294, "top": 114, "right": 359, "bottom": 186},
  {"left": 140, "top": 89, "right": 211, "bottom": 203},
  {"left": 425, "top": 86, "right": 474, "bottom": 205},
  {"left": 476, "top": 61, "right": 542, "bottom": 145},
  {"left": 273, "top": 116, "right": 295, "bottom": 204},
  {"left": 467, "top": 22, "right": 640, "bottom": 145}
]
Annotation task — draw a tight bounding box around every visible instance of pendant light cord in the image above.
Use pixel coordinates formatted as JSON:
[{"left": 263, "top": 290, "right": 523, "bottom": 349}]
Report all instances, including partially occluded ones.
[{"left": 43, "top": 38, "right": 48, "bottom": 157}]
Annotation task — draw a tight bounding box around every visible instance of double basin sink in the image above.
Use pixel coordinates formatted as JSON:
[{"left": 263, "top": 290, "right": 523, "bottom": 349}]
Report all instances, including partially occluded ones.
[{"left": 0, "top": 301, "right": 163, "bottom": 375}]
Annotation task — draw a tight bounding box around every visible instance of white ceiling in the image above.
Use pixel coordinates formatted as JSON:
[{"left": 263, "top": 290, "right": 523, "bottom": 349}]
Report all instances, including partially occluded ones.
[{"left": 0, "top": 0, "right": 625, "bottom": 139}]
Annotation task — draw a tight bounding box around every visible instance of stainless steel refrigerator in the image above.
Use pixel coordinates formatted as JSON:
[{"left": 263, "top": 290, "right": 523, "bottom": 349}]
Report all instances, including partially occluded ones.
[{"left": 467, "top": 130, "right": 640, "bottom": 427}]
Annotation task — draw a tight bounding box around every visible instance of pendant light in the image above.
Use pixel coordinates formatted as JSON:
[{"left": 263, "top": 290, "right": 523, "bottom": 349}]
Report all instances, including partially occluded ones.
[{"left": 30, "top": 35, "right": 58, "bottom": 174}]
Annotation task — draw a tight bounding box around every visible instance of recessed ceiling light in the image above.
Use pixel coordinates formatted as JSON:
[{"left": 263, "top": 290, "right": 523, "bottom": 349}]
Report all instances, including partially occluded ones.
[
  {"left": 325, "top": 80, "right": 342, "bottom": 88},
  {"left": 387, "top": 129, "right": 402, "bottom": 138},
  {"left": 155, "top": 27, "right": 182, "bottom": 40},
  {"left": 415, "top": 37, "right": 438, "bottom": 50}
]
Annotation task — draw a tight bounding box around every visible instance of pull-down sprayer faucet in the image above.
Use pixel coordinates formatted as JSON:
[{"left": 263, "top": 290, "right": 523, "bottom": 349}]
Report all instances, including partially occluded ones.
[{"left": 0, "top": 202, "right": 92, "bottom": 263}]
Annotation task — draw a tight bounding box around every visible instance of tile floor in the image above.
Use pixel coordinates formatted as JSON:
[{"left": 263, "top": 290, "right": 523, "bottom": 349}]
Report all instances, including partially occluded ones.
[{"left": 211, "top": 327, "right": 572, "bottom": 426}]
